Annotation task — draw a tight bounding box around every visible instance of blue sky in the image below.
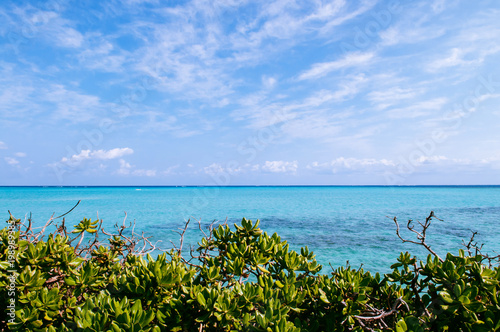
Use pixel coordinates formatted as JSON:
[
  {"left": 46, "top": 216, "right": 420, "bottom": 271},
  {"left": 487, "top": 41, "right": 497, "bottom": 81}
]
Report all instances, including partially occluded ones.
[{"left": 1, "top": 0, "right": 499, "bottom": 185}]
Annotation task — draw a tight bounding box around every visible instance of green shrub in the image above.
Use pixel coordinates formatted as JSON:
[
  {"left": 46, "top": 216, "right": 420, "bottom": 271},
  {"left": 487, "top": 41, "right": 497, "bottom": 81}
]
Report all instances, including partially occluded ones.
[{"left": 0, "top": 211, "right": 499, "bottom": 331}]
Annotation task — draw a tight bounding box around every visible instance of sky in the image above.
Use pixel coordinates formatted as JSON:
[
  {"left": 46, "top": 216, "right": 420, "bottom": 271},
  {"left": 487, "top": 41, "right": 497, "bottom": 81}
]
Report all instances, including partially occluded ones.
[{"left": 0, "top": 0, "right": 499, "bottom": 186}]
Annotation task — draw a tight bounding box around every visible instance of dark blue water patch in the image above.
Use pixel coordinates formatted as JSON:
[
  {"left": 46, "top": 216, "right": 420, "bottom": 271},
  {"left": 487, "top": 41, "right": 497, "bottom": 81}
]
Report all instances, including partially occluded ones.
[
  {"left": 147, "top": 224, "right": 173, "bottom": 229},
  {"left": 454, "top": 206, "right": 500, "bottom": 214},
  {"left": 440, "top": 225, "right": 474, "bottom": 239},
  {"left": 260, "top": 216, "right": 296, "bottom": 227}
]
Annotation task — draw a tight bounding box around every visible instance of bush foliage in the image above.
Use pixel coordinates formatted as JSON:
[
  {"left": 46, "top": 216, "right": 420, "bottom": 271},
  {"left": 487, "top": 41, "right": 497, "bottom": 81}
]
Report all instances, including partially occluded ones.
[{"left": 0, "top": 209, "right": 499, "bottom": 331}]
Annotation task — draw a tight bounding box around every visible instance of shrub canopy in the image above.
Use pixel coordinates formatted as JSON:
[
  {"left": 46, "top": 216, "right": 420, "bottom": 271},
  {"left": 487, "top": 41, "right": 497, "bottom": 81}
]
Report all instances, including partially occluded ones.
[{"left": 0, "top": 212, "right": 499, "bottom": 331}]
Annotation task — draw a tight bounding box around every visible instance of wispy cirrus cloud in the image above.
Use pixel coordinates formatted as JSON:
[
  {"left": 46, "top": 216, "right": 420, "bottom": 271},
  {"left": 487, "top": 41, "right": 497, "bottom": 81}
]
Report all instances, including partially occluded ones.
[
  {"left": 384, "top": 97, "right": 448, "bottom": 119},
  {"left": 128, "top": 0, "right": 376, "bottom": 106},
  {"left": 368, "top": 87, "right": 421, "bottom": 110},
  {"left": 232, "top": 74, "right": 366, "bottom": 135},
  {"left": 44, "top": 84, "right": 107, "bottom": 123},
  {"left": 8, "top": 5, "right": 84, "bottom": 48},
  {"left": 380, "top": 24, "right": 446, "bottom": 46},
  {"left": 297, "top": 52, "right": 375, "bottom": 81},
  {"left": 77, "top": 36, "right": 128, "bottom": 73},
  {"left": 0, "top": 63, "right": 114, "bottom": 125},
  {"left": 427, "top": 48, "right": 482, "bottom": 72}
]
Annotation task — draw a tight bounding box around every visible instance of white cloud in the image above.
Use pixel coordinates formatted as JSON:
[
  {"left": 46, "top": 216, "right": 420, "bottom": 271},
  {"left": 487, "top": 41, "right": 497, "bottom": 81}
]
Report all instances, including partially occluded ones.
[
  {"left": 77, "top": 37, "right": 127, "bottom": 72},
  {"left": 281, "top": 113, "right": 342, "bottom": 139},
  {"left": 204, "top": 163, "right": 225, "bottom": 176},
  {"left": 117, "top": 159, "right": 156, "bottom": 177},
  {"left": 15, "top": 152, "right": 27, "bottom": 157},
  {"left": 385, "top": 97, "right": 448, "bottom": 119},
  {"left": 44, "top": 84, "right": 105, "bottom": 122},
  {"left": 93, "top": 148, "right": 134, "bottom": 160},
  {"left": 201, "top": 161, "right": 301, "bottom": 176},
  {"left": 432, "top": 0, "right": 447, "bottom": 13},
  {"left": 303, "top": 74, "right": 367, "bottom": 104},
  {"left": 11, "top": 7, "right": 84, "bottom": 48},
  {"left": 131, "top": 4, "right": 236, "bottom": 104},
  {"left": 125, "top": 0, "right": 159, "bottom": 4},
  {"left": 33, "top": 10, "right": 84, "bottom": 48},
  {"left": 298, "top": 52, "right": 374, "bottom": 80},
  {"left": 368, "top": 87, "right": 420, "bottom": 110},
  {"left": 233, "top": 74, "right": 366, "bottom": 136},
  {"left": 139, "top": 112, "right": 203, "bottom": 137},
  {"left": 4, "top": 157, "right": 19, "bottom": 165},
  {"left": 477, "top": 93, "right": 500, "bottom": 103},
  {"left": 427, "top": 48, "right": 480, "bottom": 72},
  {"left": 204, "top": 163, "right": 243, "bottom": 176},
  {"left": 307, "top": 156, "right": 500, "bottom": 176},
  {"left": 117, "top": 159, "right": 132, "bottom": 175},
  {"left": 262, "top": 75, "right": 277, "bottom": 89},
  {"left": 132, "top": 169, "right": 157, "bottom": 177},
  {"left": 380, "top": 24, "right": 446, "bottom": 47},
  {"left": 0, "top": 78, "right": 37, "bottom": 119},
  {"left": 0, "top": 141, "right": 7, "bottom": 149},
  {"left": 131, "top": 0, "right": 375, "bottom": 107},
  {"left": 163, "top": 165, "right": 180, "bottom": 175},
  {"left": 55, "top": 26, "right": 84, "bottom": 48},
  {"left": 416, "top": 155, "right": 448, "bottom": 164},
  {"left": 229, "top": 0, "right": 358, "bottom": 53},
  {"left": 330, "top": 74, "right": 367, "bottom": 101},
  {"left": 0, "top": 70, "right": 111, "bottom": 124},
  {"left": 308, "top": 157, "right": 396, "bottom": 174},
  {"left": 261, "top": 160, "right": 298, "bottom": 173},
  {"left": 61, "top": 148, "right": 134, "bottom": 165},
  {"left": 318, "top": 1, "right": 376, "bottom": 34}
]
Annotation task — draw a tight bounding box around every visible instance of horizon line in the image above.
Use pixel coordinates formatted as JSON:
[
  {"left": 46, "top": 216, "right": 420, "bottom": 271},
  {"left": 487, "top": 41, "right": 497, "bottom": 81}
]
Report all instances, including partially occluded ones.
[{"left": 1, "top": 184, "right": 500, "bottom": 188}]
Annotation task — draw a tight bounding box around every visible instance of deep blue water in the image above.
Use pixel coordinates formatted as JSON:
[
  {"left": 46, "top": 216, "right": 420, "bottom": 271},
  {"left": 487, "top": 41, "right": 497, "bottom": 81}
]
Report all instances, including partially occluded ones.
[{"left": 1, "top": 186, "right": 499, "bottom": 273}]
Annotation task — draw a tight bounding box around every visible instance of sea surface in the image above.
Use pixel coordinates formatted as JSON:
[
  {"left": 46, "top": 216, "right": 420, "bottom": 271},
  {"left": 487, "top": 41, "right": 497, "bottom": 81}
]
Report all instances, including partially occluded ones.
[{"left": 1, "top": 186, "right": 500, "bottom": 274}]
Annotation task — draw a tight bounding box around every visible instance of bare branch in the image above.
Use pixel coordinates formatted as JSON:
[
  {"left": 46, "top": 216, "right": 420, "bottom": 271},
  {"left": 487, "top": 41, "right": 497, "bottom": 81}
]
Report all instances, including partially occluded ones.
[
  {"left": 391, "top": 211, "right": 443, "bottom": 262},
  {"left": 177, "top": 219, "right": 190, "bottom": 256},
  {"left": 461, "top": 230, "right": 500, "bottom": 268},
  {"left": 355, "top": 297, "right": 408, "bottom": 321},
  {"left": 54, "top": 200, "right": 81, "bottom": 219}
]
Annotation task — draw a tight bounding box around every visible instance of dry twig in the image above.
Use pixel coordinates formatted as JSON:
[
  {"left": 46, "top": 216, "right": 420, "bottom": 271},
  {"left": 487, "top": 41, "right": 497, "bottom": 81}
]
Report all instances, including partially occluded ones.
[{"left": 392, "top": 211, "right": 443, "bottom": 262}]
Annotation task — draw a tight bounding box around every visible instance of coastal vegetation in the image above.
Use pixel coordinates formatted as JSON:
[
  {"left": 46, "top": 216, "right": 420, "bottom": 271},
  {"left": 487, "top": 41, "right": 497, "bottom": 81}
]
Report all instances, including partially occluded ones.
[{"left": 1, "top": 206, "right": 499, "bottom": 331}]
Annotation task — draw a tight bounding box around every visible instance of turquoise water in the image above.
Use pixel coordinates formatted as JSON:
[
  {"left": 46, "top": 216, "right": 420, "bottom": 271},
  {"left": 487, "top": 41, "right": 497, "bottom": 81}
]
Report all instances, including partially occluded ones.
[{"left": 1, "top": 186, "right": 499, "bottom": 273}]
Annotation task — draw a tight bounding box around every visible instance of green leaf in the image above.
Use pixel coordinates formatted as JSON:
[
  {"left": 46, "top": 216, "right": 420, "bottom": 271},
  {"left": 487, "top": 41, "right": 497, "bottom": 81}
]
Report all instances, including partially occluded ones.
[
  {"left": 396, "top": 319, "right": 407, "bottom": 332},
  {"left": 197, "top": 292, "right": 206, "bottom": 307},
  {"left": 257, "top": 265, "right": 270, "bottom": 274},
  {"left": 319, "top": 289, "right": 330, "bottom": 304},
  {"left": 440, "top": 291, "right": 454, "bottom": 304},
  {"left": 65, "top": 277, "right": 76, "bottom": 286},
  {"left": 32, "top": 320, "right": 44, "bottom": 328}
]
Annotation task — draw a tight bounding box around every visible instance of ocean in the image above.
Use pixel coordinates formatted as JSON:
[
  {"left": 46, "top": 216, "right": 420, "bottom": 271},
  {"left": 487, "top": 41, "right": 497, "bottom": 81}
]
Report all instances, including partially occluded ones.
[{"left": 1, "top": 186, "right": 499, "bottom": 274}]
